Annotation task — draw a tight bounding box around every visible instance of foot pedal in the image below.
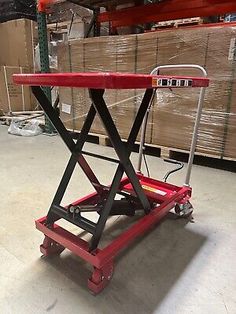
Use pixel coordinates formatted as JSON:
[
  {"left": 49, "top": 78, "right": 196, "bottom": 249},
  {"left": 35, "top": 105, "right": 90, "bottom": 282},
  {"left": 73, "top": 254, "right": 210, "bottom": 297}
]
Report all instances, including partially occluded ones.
[{"left": 109, "top": 199, "right": 142, "bottom": 216}]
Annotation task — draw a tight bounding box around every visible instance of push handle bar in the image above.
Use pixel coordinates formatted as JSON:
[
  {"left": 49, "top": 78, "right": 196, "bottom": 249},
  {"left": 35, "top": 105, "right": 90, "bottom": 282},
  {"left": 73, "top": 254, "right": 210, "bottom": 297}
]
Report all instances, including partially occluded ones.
[{"left": 137, "top": 64, "right": 208, "bottom": 186}]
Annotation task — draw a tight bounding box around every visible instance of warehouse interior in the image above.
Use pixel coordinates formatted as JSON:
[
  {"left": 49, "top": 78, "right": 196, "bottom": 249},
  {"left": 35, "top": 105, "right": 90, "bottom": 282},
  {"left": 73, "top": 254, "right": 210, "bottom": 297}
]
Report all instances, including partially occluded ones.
[{"left": 0, "top": 0, "right": 236, "bottom": 313}]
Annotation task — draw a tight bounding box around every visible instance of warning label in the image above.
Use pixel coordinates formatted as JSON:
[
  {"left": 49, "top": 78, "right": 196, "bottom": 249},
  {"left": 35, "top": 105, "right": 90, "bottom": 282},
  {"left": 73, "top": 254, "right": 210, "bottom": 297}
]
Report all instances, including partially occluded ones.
[
  {"left": 152, "top": 78, "right": 158, "bottom": 87},
  {"left": 141, "top": 184, "right": 167, "bottom": 196}
]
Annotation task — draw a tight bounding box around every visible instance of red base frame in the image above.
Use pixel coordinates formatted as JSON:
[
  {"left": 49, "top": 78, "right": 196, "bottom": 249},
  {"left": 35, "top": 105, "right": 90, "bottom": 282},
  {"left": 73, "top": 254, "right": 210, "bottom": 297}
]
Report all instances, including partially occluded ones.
[{"left": 35, "top": 174, "right": 191, "bottom": 294}]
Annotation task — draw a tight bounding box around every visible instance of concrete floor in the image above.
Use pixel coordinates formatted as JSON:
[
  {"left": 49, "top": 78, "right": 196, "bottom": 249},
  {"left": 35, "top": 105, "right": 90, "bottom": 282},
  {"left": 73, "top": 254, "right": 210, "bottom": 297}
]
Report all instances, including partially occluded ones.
[{"left": 0, "top": 125, "right": 236, "bottom": 314}]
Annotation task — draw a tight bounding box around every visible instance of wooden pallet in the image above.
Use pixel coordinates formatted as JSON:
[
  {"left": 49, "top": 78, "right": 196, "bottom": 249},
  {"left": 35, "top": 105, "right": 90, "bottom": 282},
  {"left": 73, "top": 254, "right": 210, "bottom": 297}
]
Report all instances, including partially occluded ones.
[
  {"left": 68, "top": 130, "right": 236, "bottom": 167},
  {"left": 141, "top": 143, "right": 236, "bottom": 163},
  {"left": 69, "top": 130, "right": 236, "bottom": 165},
  {"left": 70, "top": 130, "right": 111, "bottom": 146},
  {"left": 91, "top": 133, "right": 111, "bottom": 146},
  {"left": 153, "top": 17, "right": 202, "bottom": 29}
]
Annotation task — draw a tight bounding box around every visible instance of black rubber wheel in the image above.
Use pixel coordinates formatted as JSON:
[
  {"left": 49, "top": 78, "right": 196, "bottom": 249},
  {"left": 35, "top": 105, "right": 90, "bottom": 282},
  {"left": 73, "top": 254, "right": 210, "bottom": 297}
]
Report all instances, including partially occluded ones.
[{"left": 174, "top": 201, "right": 193, "bottom": 218}]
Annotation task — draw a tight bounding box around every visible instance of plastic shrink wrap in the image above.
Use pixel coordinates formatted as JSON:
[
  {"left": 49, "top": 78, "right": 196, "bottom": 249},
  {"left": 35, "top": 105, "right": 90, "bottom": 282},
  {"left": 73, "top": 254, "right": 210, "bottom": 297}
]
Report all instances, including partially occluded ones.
[{"left": 57, "top": 23, "right": 236, "bottom": 160}]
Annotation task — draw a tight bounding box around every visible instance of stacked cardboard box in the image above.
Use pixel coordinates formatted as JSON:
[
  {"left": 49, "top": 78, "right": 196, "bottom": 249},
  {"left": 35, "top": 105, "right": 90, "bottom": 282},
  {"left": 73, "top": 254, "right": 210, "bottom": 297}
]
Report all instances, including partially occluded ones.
[
  {"left": 0, "top": 19, "right": 37, "bottom": 113},
  {"left": 152, "top": 25, "right": 236, "bottom": 158},
  {"left": 0, "top": 66, "right": 36, "bottom": 113},
  {"left": 58, "top": 34, "right": 153, "bottom": 143},
  {"left": 58, "top": 23, "right": 236, "bottom": 160},
  {"left": 0, "top": 19, "right": 37, "bottom": 68},
  {"left": 58, "top": 36, "right": 132, "bottom": 134}
]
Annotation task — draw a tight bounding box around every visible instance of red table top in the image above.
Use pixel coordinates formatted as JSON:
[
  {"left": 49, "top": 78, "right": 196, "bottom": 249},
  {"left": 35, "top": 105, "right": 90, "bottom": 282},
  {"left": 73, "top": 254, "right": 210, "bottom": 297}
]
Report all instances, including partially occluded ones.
[{"left": 13, "top": 72, "right": 209, "bottom": 89}]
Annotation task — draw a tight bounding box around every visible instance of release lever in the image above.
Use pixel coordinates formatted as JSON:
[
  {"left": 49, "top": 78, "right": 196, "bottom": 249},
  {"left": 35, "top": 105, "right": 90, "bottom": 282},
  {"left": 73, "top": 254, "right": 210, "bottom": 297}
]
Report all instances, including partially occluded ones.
[{"left": 163, "top": 158, "right": 184, "bottom": 182}]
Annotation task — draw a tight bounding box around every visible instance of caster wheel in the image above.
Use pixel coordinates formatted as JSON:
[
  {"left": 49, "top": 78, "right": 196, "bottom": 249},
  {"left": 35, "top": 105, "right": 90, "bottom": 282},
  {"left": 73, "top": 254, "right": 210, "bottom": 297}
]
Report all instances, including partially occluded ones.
[{"left": 175, "top": 201, "right": 193, "bottom": 218}]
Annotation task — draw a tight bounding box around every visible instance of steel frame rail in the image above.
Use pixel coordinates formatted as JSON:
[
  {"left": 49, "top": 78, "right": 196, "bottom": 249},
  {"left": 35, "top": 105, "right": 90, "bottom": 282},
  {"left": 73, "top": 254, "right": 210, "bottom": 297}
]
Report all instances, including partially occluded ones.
[{"left": 98, "top": 0, "right": 236, "bottom": 27}]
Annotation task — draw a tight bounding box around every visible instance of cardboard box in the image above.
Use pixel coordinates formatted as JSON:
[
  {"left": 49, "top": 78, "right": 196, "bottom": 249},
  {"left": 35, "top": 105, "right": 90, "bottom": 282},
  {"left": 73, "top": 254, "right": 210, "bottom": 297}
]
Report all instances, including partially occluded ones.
[
  {"left": 59, "top": 87, "right": 74, "bottom": 130},
  {"left": 152, "top": 25, "right": 236, "bottom": 157},
  {"left": 68, "top": 20, "right": 90, "bottom": 40},
  {"left": 114, "top": 35, "right": 136, "bottom": 139},
  {"left": 0, "top": 19, "right": 37, "bottom": 68},
  {"left": 58, "top": 37, "right": 118, "bottom": 134},
  {"left": 223, "top": 80, "right": 236, "bottom": 158},
  {"left": 0, "top": 66, "right": 34, "bottom": 113},
  {"left": 58, "top": 40, "right": 90, "bottom": 132}
]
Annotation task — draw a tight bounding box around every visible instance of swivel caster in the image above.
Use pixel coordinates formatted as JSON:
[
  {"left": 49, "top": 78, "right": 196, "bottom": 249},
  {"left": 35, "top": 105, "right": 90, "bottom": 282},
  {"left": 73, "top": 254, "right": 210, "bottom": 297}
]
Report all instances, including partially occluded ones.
[{"left": 175, "top": 201, "right": 193, "bottom": 218}]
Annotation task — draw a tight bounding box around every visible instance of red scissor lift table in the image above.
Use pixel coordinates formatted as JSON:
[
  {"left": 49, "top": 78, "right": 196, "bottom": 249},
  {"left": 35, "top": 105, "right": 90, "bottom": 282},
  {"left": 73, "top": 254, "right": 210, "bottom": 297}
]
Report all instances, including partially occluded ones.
[{"left": 13, "top": 66, "right": 209, "bottom": 294}]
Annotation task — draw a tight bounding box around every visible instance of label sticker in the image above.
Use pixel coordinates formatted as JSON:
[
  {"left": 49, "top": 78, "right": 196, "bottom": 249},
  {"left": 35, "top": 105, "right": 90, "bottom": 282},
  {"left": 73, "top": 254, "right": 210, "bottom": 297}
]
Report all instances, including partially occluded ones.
[
  {"left": 141, "top": 184, "right": 167, "bottom": 196},
  {"left": 61, "top": 103, "right": 71, "bottom": 114},
  {"left": 152, "top": 78, "right": 158, "bottom": 87},
  {"left": 152, "top": 77, "right": 192, "bottom": 88}
]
